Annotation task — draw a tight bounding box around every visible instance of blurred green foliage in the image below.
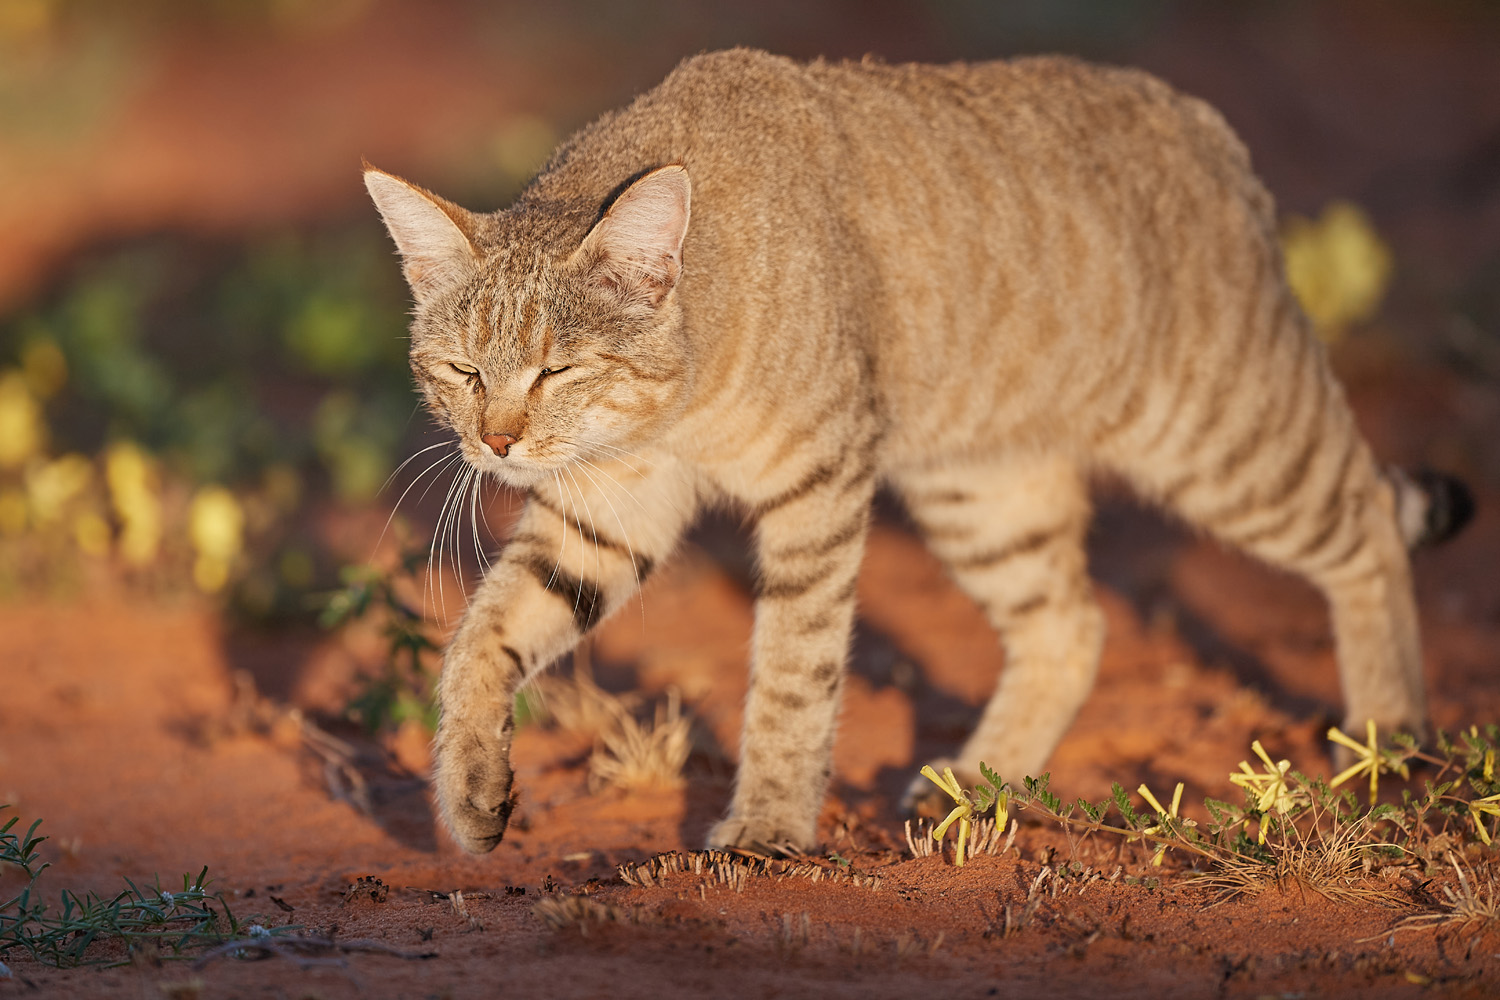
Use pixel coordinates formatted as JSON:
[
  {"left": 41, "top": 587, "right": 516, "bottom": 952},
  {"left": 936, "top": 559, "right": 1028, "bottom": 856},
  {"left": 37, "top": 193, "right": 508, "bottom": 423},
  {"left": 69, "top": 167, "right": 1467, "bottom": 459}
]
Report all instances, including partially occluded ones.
[{"left": 0, "top": 222, "right": 422, "bottom": 611}]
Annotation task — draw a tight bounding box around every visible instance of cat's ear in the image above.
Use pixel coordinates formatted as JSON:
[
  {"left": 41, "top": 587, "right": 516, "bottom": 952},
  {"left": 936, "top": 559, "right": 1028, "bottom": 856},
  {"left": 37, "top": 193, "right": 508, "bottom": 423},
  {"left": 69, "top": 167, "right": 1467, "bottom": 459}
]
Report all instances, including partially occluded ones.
[
  {"left": 577, "top": 165, "right": 691, "bottom": 309},
  {"left": 363, "top": 164, "right": 479, "bottom": 304}
]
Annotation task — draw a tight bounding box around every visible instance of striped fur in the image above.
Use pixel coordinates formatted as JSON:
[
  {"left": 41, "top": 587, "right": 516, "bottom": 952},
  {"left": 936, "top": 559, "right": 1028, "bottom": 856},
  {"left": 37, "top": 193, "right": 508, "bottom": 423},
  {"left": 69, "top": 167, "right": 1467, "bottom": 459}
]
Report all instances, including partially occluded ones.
[{"left": 366, "top": 49, "right": 1466, "bottom": 855}]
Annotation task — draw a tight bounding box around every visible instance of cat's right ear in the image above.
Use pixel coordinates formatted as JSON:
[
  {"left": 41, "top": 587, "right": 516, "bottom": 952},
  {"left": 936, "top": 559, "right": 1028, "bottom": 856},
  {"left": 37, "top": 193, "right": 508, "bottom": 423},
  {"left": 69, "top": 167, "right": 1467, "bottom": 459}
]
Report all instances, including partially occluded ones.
[
  {"left": 575, "top": 165, "right": 691, "bottom": 309},
  {"left": 363, "top": 164, "right": 479, "bottom": 304}
]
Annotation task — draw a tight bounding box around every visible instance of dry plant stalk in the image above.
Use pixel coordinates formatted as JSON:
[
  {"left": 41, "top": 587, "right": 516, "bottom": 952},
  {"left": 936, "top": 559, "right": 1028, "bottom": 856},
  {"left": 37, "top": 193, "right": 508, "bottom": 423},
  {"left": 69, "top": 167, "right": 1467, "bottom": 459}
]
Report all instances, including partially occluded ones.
[
  {"left": 1388, "top": 852, "right": 1500, "bottom": 938},
  {"left": 905, "top": 816, "right": 1016, "bottom": 862},
  {"left": 530, "top": 644, "right": 692, "bottom": 792},
  {"left": 533, "top": 894, "right": 650, "bottom": 933},
  {"left": 532, "top": 645, "right": 639, "bottom": 738},
  {"left": 586, "top": 687, "right": 691, "bottom": 792}
]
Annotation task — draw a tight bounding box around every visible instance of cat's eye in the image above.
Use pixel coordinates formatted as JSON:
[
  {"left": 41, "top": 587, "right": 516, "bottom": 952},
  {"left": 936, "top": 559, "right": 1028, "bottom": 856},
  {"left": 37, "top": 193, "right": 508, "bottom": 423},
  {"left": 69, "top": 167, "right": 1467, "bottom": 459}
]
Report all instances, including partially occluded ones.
[
  {"left": 537, "top": 365, "right": 572, "bottom": 378},
  {"left": 450, "top": 363, "right": 479, "bottom": 377}
]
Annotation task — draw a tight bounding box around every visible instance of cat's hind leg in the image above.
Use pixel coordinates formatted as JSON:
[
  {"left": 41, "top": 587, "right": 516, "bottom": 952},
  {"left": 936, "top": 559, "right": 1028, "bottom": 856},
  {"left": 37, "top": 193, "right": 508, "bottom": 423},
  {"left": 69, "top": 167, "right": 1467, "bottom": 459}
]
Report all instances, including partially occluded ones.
[
  {"left": 897, "top": 453, "right": 1105, "bottom": 800},
  {"left": 1122, "top": 293, "right": 1426, "bottom": 748}
]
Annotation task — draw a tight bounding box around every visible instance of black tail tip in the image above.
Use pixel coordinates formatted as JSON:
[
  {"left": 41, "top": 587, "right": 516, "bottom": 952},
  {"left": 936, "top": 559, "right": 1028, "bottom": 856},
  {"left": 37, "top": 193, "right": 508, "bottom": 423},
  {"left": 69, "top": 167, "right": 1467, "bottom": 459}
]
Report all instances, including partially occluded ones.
[{"left": 1411, "top": 468, "right": 1476, "bottom": 547}]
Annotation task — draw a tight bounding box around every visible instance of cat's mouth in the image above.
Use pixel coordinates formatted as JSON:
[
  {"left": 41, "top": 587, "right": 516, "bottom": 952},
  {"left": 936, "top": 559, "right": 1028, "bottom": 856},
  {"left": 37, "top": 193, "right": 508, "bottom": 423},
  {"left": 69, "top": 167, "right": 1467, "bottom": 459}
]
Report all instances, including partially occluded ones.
[{"left": 464, "top": 441, "right": 566, "bottom": 489}]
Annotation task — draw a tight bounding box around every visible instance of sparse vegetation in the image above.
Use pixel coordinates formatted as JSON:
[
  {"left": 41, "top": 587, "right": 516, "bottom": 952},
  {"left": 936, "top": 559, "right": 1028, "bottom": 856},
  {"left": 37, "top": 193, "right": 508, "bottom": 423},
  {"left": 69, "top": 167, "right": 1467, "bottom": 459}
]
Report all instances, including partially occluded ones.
[
  {"left": 915, "top": 723, "right": 1500, "bottom": 914},
  {"left": 1, "top": 808, "right": 290, "bottom": 967}
]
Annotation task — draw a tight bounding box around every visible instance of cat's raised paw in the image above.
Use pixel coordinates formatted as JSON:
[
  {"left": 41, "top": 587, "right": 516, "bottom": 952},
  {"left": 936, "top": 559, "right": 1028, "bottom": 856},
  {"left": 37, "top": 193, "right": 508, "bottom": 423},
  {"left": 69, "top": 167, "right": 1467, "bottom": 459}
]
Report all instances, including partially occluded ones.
[{"left": 433, "top": 729, "right": 516, "bottom": 854}]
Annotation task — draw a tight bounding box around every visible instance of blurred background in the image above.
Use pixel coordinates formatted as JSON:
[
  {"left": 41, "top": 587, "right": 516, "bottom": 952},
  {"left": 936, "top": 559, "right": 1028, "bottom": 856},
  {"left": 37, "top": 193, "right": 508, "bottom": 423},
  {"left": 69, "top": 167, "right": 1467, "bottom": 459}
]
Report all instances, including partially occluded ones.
[{"left": 1, "top": 0, "right": 1498, "bottom": 686}]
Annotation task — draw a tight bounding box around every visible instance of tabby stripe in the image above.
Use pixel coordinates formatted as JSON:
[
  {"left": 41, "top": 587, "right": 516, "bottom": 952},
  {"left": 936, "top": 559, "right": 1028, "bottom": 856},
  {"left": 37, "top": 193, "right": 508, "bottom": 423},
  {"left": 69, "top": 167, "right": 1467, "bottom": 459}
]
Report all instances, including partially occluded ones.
[
  {"left": 758, "top": 559, "right": 840, "bottom": 601},
  {"left": 754, "top": 461, "right": 840, "bottom": 516},
  {"left": 500, "top": 644, "right": 527, "bottom": 676},
  {"left": 1259, "top": 427, "right": 1322, "bottom": 513},
  {"left": 525, "top": 488, "right": 632, "bottom": 554},
  {"left": 597, "top": 351, "right": 678, "bottom": 384},
  {"left": 949, "top": 523, "right": 1068, "bottom": 572},
  {"left": 1214, "top": 417, "right": 1270, "bottom": 482},
  {"left": 1229, "top": 505, "right": 1301, "bottom": 548},
  {"left": 1306, "top": 436, "right": 1359, "bottom": 533},
  {"left": 1285, "top": 505, "right": 1345, "bottom": 564},
  {"left": 517, "top": 551, "right": 604, "bottom": 635},
  {"left": 1094, "top": 381, "right": 1148, "bottom": 443},
  {"left": 505, "top": 531, "right": 552, "bottom": 551},
  {"left": 1308, "top": 523, "right": 1366, "bottom": 575},
  {"left": 1003, "top": 593, "right": 1050, "bottom": 619},
  {"left": 907, "top": 489, "right": 973, "bottom": 506},
  {"left": 768, "top": 515, "right": 866, "bottom": 560},
  {"left": 764, "top": 688, "right": 811, "bottom": 711},
  {"left": 836, "top": 453, "right": 878, "bottom": 497}
]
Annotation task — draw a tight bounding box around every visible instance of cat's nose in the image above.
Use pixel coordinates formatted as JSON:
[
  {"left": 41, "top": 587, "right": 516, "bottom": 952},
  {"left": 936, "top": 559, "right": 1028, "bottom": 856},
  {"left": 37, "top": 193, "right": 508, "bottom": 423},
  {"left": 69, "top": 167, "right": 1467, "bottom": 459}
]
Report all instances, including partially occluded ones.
[{"left": 482, "top": 432, "right": 519, "bottom": 457}]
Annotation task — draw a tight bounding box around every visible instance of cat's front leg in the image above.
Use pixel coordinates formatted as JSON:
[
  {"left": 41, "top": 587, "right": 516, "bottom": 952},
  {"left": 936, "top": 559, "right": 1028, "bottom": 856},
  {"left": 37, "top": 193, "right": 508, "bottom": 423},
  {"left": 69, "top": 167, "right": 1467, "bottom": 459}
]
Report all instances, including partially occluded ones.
[
  {"left": 708, "top": 449, "right": 877, "bottom": 853},
  {"left": 434, "top": 466, "right": 692, "bottom": 853}
]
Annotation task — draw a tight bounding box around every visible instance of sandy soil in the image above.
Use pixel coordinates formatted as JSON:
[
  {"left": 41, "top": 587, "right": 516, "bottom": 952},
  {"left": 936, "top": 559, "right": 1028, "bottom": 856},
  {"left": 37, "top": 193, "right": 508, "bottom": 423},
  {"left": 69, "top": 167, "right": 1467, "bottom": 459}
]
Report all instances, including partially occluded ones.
[
  {"left": 4, "top": 354, "right": 1500, "bottom": 998},
  {"left": 4, "top": 2, "right": 1500, "bottom": 997}
]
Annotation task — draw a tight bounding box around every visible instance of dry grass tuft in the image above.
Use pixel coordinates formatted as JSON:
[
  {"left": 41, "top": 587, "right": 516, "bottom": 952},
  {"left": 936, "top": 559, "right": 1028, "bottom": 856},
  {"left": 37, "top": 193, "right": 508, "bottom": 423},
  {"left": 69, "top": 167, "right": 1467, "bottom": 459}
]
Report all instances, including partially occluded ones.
[
  {"left": 531, "top": 649, "right": 693, "bottom": 792},
  {"left": 587, "top": 688, "right": 692, "bottom": 792},
  {"left": 1200, "top": 810, "right": 1401, "bottom": 905},
  {"left": 532, "top": 894, "right": 651, "bottom": 934},
  {"left": 1389, "top": 853, "right": 1500, "bottom": 938},
  {"left": 618, "top": 849, "right": 883, "bottom": 892}
]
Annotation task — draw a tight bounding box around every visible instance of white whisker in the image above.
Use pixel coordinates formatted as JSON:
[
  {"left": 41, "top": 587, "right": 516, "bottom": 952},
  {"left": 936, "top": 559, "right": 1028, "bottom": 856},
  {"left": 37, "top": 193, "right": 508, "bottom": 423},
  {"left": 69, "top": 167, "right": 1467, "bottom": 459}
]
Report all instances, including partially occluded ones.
[
  {"left": 574, "top": 460, "right": 647, "bottom": 626},
  {"left": 372, "top": 446, "right": 462, "bottom": 561}
]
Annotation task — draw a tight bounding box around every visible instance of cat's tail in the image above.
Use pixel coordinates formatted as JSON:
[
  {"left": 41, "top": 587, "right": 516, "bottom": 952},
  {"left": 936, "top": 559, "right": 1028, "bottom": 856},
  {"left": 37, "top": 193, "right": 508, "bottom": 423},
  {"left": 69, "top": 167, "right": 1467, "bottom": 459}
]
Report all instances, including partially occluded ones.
[{"left": 1388, "top": 467, "right": 1476, "bottom": 549}]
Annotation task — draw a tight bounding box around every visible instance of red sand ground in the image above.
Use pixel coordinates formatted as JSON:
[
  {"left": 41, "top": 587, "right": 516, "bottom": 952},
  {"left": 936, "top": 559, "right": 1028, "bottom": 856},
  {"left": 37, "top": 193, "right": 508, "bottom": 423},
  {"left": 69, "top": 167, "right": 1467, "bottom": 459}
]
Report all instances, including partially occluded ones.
[
  {"left": 4, "top": 352, "right": 1500, "bottom": 998},
  {"left": 5, "top": 3, "right": 1500, "bottom": 997}
]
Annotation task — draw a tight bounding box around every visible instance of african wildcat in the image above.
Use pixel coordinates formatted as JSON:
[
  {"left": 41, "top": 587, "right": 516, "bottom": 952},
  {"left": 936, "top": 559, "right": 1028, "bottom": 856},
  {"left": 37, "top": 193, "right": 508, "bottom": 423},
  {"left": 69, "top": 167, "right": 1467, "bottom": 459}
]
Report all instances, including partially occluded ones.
[{"left": 365, "top": 48, "right": 1471, "bottom": 855}]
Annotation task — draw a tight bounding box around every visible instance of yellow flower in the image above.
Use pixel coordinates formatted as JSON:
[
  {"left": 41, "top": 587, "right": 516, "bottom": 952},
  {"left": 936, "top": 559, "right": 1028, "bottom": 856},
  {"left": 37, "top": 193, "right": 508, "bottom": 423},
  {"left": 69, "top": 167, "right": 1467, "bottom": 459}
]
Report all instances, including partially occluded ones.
[
  {"left": 919, "top": 765, "right": 974, "bottom": 867},
  {"left": 1229, "top": 740, "right": 1297, "bottom": 843},
  {"left": 189, "top": 485, "right": 244, "bottom": 593},
  {"left": 1281, "top": 201, "right": 1392, "bottom": 343},
  {"left": 1138, "top": 782, "right": 1191, "bottom": 866},
  {"left": 24, "top": 453, "right": 92, "bottom": 523},
  {"left": 1328, "top": 720, "right": 1407, "bottom": 803},
  {"left": 0, "top": 370, "right": 46, "bottom": 469},
  {"left": 1471, "top": 794, "right": 1500, "bottom": 846},
  {"left": 105, "top": 442, "right": 162, "bottom": 566}
]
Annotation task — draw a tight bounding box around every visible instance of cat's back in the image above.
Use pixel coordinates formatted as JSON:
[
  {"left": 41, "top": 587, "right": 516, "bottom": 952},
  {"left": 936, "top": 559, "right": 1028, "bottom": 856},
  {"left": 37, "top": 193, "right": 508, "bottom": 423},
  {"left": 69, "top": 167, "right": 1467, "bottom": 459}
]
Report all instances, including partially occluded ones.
[{"left": 529, "top": 50, "right": 1284, "bottom": 455}]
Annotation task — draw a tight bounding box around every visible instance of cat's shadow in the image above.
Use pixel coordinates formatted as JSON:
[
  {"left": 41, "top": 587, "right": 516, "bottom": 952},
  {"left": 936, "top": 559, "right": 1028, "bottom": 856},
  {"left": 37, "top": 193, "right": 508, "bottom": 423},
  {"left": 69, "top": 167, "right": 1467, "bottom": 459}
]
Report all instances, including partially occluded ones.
[{"left": 676, "top": 490, "right": 1338, "bottom": 844}]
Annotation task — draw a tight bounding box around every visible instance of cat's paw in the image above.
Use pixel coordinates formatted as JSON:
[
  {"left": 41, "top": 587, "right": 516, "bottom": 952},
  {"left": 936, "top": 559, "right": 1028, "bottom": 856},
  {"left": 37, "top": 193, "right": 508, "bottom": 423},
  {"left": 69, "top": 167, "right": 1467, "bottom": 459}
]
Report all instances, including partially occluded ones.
[
  {"left": 432, "top": 723, "right": 515, "bottom": 854},
  {"left": 706, "top": 815, "right": 816, "bottom": 856}
]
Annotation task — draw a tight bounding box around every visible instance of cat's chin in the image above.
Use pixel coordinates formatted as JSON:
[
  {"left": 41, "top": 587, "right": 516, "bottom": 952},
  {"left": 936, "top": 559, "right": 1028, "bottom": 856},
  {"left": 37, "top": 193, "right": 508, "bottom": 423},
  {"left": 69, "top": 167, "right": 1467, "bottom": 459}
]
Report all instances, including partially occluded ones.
[{"left": 475, "top": 460, "right": 552, "bottom": 490}]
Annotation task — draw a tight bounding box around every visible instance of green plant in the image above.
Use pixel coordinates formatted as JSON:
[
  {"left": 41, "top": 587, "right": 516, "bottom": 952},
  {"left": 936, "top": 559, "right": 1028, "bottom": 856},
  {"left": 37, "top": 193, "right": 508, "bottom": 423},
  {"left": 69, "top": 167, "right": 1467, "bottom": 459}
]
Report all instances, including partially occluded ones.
[
  {"left": 1, "top": 808, "right": 290, "bottom": 968},
  {"left": 918, "top": 722, "right": 1500, "bottom": 901},
  {"left": 320, "top": 548, "right": 441, "bottom": 734}
]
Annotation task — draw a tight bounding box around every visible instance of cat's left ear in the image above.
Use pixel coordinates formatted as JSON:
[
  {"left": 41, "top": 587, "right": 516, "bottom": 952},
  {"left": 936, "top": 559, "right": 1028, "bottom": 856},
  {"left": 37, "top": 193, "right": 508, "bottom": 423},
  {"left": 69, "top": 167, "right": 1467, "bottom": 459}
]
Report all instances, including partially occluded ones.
[
  {"left": 363, "top": 164, "right": 480, "bottom": 304},
  {"left": 576, "top": 165, "right": 691, "bottom": 309}
]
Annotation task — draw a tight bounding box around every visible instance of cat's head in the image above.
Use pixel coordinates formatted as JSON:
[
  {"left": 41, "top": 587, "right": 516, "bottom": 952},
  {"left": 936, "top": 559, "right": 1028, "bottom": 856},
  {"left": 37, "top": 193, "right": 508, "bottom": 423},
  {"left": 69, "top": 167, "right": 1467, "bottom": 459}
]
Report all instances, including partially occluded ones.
[{"left": 364, "top": 163, "right": 693, "bottom": 488}]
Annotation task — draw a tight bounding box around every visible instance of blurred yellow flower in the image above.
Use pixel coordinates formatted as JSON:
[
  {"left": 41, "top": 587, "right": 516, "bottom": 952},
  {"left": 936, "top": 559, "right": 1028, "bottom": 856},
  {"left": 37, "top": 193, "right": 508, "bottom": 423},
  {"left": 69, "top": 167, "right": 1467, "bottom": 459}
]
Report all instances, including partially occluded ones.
[
  {"left": 105, "top": 442, "right": 162, "bottom": 567},
  {"left": 25, "top": 453, "right": 92, "bottom": 523},
  {"left": 1281, "top": 201, "right": 1393, "bottom": 344},
  {"left": 189, "top": 485, "right": 244, "bottom": 593},
  {"left": 0, "top": 370, "right": 46, "bottom": 469},
  {"left": 0, "top": 488, "right": 26, "bottom": 535},
  {"left": 73, "top": 512, "right": 111, "bottom": 557}
]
